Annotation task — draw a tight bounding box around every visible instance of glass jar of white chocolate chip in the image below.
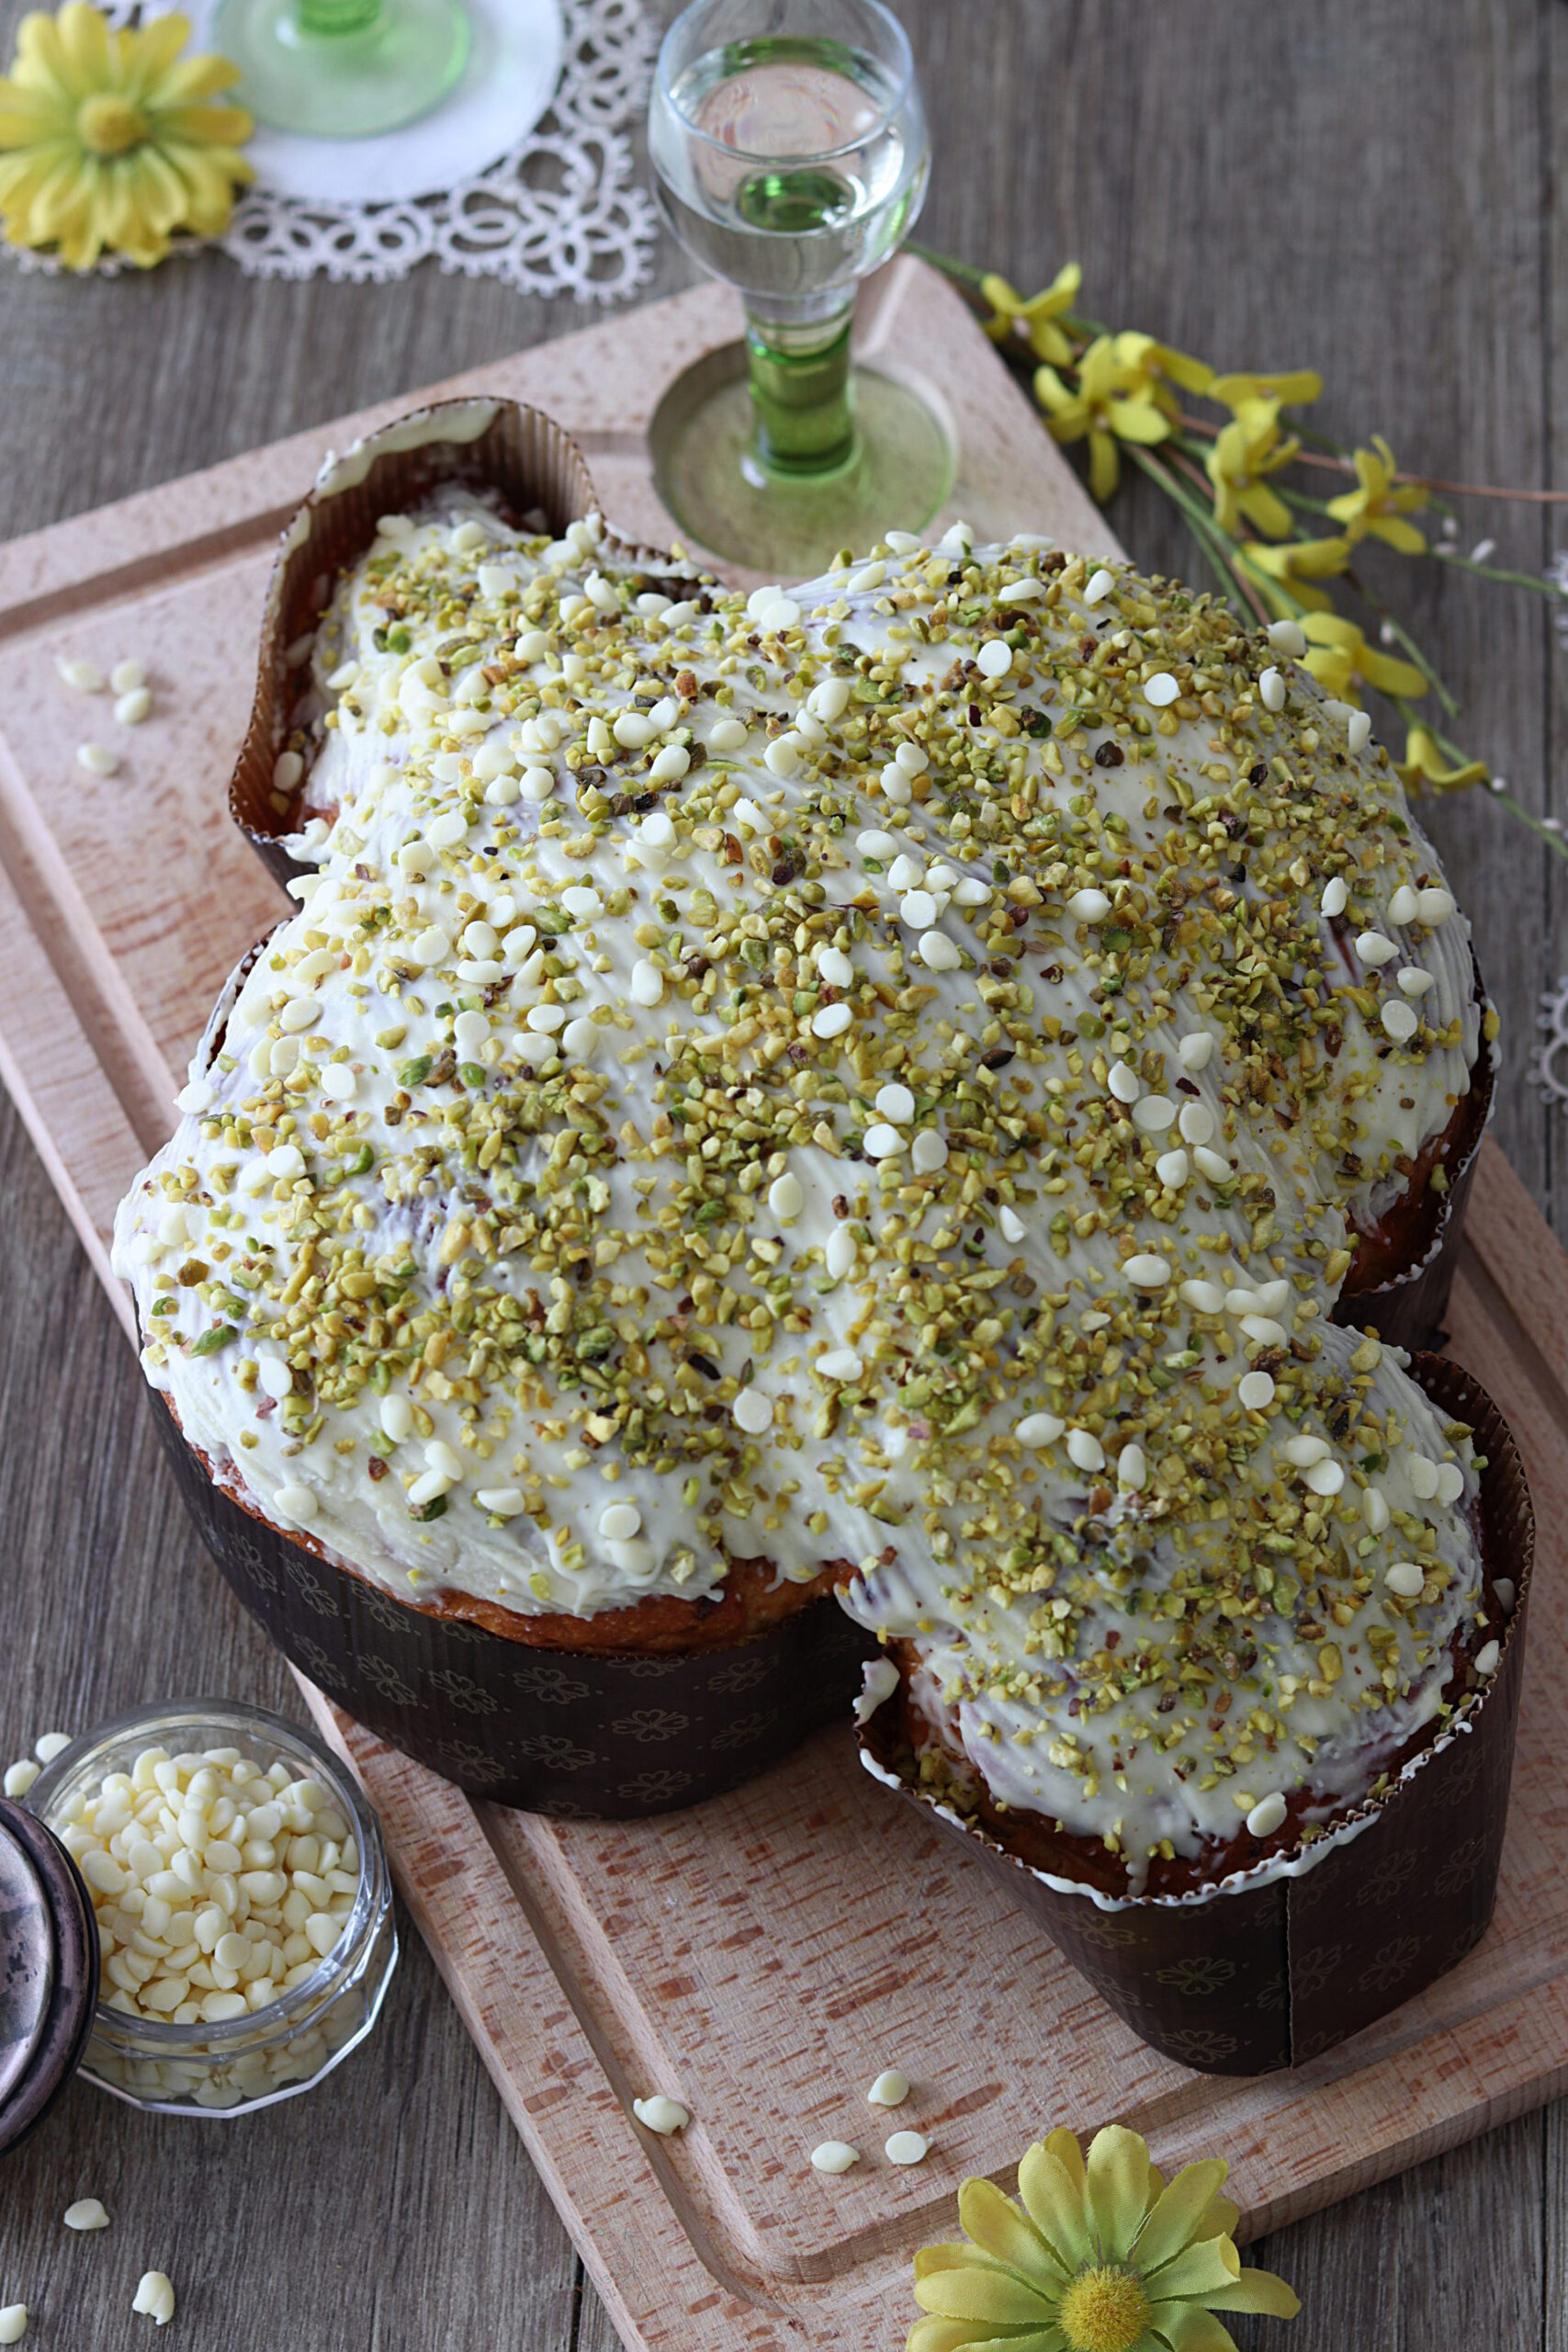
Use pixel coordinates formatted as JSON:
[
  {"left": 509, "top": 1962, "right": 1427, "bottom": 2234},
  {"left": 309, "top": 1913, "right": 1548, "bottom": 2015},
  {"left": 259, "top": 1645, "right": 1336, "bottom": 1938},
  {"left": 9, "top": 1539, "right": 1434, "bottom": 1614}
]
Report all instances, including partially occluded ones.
[{"left": 24, "top": 1701, "right": 397, "bottom": 2116}]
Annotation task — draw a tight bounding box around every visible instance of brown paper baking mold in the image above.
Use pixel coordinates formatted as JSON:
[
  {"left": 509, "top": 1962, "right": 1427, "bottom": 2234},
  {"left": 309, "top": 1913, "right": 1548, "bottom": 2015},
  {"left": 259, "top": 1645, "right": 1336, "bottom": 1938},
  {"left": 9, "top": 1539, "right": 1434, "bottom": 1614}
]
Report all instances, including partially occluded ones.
[
  {"left": 859, "top": 1353, "right": 1530, "bottom": 2075},
  {"left": 1333, "top": 996, "right": 1495, "bottom": 1352},
  {"left": 152, "top": 1395, "right": 874, "bottom": 1821},
  {"left": 228, "top": 395, "right": 697, "bottom": 894}
]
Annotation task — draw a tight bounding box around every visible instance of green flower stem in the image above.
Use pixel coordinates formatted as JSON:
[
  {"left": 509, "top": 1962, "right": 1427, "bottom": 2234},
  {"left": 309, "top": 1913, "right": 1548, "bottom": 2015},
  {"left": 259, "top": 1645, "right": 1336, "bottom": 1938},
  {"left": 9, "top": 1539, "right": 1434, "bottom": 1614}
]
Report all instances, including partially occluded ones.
[
  {"left": 1348, "top": 579, "right": 1461, "bottom": 721},
  {"left": 1434, "top": 549, "right": 1568, "bottom": 598},
  {"left": 1393, "top": 696, "right": 1568, "bottom": 865},
  {"left": 905, "top": 239, "right": 989, "bottom": 288},
  {"left": 1125, "top": 446, "right": 1258, "bottom": 615}
]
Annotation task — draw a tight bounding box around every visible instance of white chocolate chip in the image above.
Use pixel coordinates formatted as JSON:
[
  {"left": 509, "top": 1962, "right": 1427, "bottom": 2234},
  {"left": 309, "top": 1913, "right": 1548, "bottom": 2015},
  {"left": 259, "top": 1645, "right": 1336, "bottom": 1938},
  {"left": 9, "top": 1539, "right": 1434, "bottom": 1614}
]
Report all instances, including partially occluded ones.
[
  {"left": 885, "top": 2131, "right": 930, "bottom": 2165},
  {"left": 1266, "top": 618, "right": 1308, "bottom": 656},
  {"left": 1245, "top": 1792, "right": 1287, "bottom": 1838},
  {"left": 810, "top": 2142, "right": 860, "bottom": 2175},
  {"left": 866, "top": 2068, "right": 909, "bottom": 2107},
  {"left": 633, "top": 2095, "right": 689, "bottom": 2134},
  {"left": 132, "top": 2272, "right": 175, "bottom": 2325},
  {"left": 63, "top": 2199, "right": 110, "bottom": 2232},
  {"left": 0, "top": 2306, "right": 27, "bottom": 2344},
  {"left": 733, "top": 1388, "right": 773, "bottom": 1436}
]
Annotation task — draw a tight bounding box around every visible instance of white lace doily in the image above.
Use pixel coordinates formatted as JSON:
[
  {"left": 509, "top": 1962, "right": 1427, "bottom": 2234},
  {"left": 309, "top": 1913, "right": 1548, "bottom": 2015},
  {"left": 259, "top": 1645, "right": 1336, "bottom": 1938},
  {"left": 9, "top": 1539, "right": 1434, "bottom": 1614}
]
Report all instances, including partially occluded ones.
[
  {"left": 1530, "top": 977, "right": 1568, "bottom": 1105},
  {"left": 17, "top": 0, "right": 659, "bottom": 298}
]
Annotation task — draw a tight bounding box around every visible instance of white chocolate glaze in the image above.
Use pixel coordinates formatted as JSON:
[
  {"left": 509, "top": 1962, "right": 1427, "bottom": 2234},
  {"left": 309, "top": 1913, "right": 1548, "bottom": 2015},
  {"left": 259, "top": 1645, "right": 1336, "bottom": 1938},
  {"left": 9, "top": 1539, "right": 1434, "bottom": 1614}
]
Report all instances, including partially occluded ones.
[{"left": 114, "top": 500, "right": 1488, "bottom": 1866}]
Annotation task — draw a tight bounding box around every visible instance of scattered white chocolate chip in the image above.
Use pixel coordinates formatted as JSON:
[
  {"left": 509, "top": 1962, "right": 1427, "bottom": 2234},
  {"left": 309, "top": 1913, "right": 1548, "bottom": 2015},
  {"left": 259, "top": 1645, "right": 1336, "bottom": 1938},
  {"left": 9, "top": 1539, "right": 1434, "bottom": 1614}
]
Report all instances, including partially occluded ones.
[
  {"left": 1245, "top": 1792, "right": 1288, "bottom": 1838},
  {"left": 1385, "top": 1564, "right": 1426, "bottom": 1600},
  {"left": 132, "top": 2273, "right": 175, "bottom": 2326},
  {"left": 733, "top": 1388, "right": 773, "bottom": 1436},
  {"left": 1266, "top": 617, "right": 1308, "bottom": 657},
  {"left": 867, "top": 2069, "right": 909, "bottom": 2108},
  {"left": 34, "top": 1732, "right": 72, "bottom": 1763},
  {"left": 115, "top": 687, "right": 152, "bottom": 726},
  {"left": 885, "top": 2131, "right": 930, "bottom": 2165},
  {"left": 0, "top": 2306, "right": 27, "bottom": 2344},
  {"left": 810, "top": 2142, "right": 861, "bottom": 2175},
  {"left": 633, "top": 2095, "right": 689, "bottom": 2134},
  {"left": 1067, "top": 888, "right": 1111, "bottom": 922},
  {"left": 1144, "top": 672, "right": 1180, "bottom": 707},
  {"left": 75, "top": 741, "right": 118, "bottom": 776},
  {"left": 3, "top": 1759, "right": 39, "bottom": 1798},
  {"left": 110, "top": 660, "right": 145, "bottom": 695},
  {"left": 1474, "top": 1641, "right": 1502, "bottom": 1677},
  {"left": 63, "top": 2199, "right": 110, "bottom": 2232}
]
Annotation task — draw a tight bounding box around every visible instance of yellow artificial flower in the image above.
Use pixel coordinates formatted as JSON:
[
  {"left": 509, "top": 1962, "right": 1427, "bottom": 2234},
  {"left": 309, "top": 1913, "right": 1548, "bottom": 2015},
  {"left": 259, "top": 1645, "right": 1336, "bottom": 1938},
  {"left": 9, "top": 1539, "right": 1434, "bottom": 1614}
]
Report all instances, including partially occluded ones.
[
  {"left": 1036, "top": 333, "right": 1211, "bottom": 503},
  {"left": 1208, "top": 368, "right": 1323, "bottom": 413},
  {"left": 0, "top": 3, "right": 252, "bottom": 270},
  {"left": 909, "top": 2123, "right": 1300, "bottom": 2352},
  {"left": 1235, "top": 533, "right": 1354, "bottom": 615},
  {"left": 982, "top": 260, "right": 1083, "bottom": 367},
  {"left": 1395, "top": 724, "right": 1489, "bottom": 792},
  {"left": 1299, "top": 613, "right": 1426, "bottom": 706},
  {"left": 1206, "top": 398, "right": 1299, "bottom": 539},
  {"left": 1325, "top": 435, "right": 1428, "bottom": 553}
]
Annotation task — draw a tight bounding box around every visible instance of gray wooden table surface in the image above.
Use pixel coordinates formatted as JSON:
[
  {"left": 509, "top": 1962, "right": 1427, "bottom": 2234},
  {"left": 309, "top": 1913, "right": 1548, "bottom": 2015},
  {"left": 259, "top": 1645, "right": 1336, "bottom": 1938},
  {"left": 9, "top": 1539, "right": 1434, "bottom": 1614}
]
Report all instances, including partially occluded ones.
[{"left": 1, "top": 2, "right": 1563, "bottom": 2344}]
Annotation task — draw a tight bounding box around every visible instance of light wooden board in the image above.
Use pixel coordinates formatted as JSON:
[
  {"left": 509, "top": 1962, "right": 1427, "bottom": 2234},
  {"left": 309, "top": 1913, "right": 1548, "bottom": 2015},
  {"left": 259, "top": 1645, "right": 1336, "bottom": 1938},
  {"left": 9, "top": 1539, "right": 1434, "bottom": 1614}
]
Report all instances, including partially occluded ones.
[{"left": 1, "top": 259, "right": 1564, "bottom": 2352}]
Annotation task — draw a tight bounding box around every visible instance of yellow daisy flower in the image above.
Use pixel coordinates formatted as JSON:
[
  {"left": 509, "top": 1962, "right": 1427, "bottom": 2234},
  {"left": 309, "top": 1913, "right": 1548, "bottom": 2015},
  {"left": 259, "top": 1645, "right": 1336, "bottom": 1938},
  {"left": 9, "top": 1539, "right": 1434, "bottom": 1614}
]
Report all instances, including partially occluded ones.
[
  {"left": 1035, "top": 333, "right": 1210, "bottom": 503},
  {"left": 982, "top": 260, "right": 1083, "bottom": 368},
  {"left": 1206, "top": 398, "right": 1299, "bottom": 539},
  {"left": 1208, "top": 367, "right": 1323, "bottom": 413},
  {"left": 909, "top": 2123, "right": 1300, "bottom": 2352},
  {"left": 1235, "top": 533, "right": 1354, "bottom": 615},
  {"left": 1395, "top": 724, "right": 1489, "bottom": 792},
  {"left": 1299, "top": 612, "right": 1427, "bottom": 706},
  {"left": 1325, "top": 435, "right": 1428, "bottom": 553},
  {"left": 0, "top": 3, "right": 252, "bottom": 271}
]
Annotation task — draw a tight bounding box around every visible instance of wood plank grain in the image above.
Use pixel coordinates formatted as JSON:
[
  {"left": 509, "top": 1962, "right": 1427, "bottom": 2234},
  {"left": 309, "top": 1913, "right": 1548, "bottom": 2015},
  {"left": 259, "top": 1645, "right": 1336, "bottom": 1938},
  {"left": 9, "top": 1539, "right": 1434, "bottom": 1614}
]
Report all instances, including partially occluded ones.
[{"left": 0, "top": 1, "right": 1562, "bottom": 2345}]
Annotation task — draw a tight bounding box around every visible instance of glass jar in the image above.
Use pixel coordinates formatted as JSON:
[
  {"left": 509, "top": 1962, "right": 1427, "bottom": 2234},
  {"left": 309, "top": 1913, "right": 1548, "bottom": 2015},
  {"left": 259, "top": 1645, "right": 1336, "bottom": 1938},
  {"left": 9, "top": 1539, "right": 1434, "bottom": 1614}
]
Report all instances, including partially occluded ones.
[{"left": 25, "top": 1700, "right": 397, "bottom": 2116}]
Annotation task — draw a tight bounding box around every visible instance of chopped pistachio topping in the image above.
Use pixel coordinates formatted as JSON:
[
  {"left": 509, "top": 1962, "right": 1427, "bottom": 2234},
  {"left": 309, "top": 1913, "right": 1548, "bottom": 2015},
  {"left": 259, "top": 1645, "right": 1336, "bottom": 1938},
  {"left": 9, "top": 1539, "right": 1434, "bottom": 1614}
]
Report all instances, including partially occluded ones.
[{"left": 113, "top": 504, "right": 1487, "bottom": 1875}]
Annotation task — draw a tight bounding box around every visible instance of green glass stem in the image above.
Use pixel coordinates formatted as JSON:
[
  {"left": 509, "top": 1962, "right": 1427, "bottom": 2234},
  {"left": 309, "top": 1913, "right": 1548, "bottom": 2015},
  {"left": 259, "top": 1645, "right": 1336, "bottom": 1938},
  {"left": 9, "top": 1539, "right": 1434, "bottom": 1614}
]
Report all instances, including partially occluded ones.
[
  {"left": 296, "top": 0, "right": 382, "bottom": 29},
  {"left": 745, "top": 308, "right": 856, "bottom": 478}
]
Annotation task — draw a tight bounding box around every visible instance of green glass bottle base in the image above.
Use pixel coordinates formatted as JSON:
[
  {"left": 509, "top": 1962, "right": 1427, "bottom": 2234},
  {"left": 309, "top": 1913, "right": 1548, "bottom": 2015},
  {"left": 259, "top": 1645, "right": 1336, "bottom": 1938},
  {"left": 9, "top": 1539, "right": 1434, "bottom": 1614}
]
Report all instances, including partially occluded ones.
[
  {"left": 212, "top": 0, "right": 469, "bottom": 138},
  {"left": 649, "top": 345, "right": 953, "bottom": 577}
]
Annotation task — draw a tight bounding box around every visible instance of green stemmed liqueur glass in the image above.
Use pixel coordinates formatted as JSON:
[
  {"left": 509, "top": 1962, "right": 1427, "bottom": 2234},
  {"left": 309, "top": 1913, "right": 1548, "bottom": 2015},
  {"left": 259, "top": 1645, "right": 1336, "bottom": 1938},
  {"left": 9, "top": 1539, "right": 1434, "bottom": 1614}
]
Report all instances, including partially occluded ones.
[
  {"left": 212, "top": 0, "right": 469, "bottom": 139},
  {"left": 648, "top": 0, "right": 951, "bottom": 573}
]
